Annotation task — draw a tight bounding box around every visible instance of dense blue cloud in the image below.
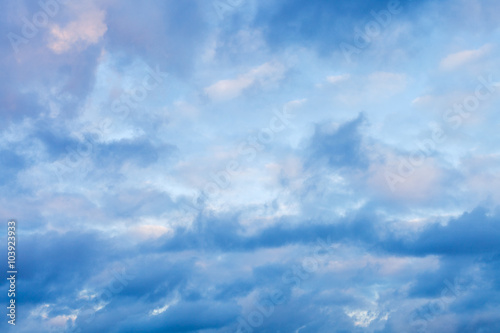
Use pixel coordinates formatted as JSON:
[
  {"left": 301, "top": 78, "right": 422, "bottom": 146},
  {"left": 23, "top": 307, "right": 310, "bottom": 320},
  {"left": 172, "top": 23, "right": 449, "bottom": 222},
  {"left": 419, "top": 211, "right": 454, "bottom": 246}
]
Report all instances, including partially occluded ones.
[
  {"left": 382, "top": 207, "right": 500, "bottom": 256},
  {"left": 252, "top": 0, "right": 411, "bottom": 55},
  {"left": 307, "top": 113, "right": 368, "bottom": 169}
]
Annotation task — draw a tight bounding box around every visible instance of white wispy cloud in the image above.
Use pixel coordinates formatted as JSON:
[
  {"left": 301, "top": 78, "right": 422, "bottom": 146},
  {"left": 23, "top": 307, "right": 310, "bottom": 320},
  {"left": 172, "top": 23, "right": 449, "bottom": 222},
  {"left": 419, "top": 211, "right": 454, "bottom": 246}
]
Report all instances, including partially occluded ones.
[
  {"left": 204, "top": 61, "right": 286, "bottom": 101},
  {"left": 439, "top": 44, "right": 492, "bottom": 71}
]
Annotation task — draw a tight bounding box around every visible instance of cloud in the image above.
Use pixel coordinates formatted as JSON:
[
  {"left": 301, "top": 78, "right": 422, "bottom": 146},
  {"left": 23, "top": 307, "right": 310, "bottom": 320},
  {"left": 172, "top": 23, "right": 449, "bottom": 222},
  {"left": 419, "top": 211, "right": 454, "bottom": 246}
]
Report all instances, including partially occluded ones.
[
  {"left": 48, "top": 2, "right": 107, "bottom": 54},
  {"left": 367, "top": 151, "right": 444, "bottom": 203},
  {"left": 306, "top": 113, "right": 368, "bottom": 169},
  {"left": 367, "top": 72, "right": 407, "bottom": 96},
  {"left": 326, "top": 74, "right": 350, "bottom": 84},
  {"left": 103, "top": 0, "right": 208, "bottom": 77},
  {"left": 131, "top": 224, "right": 172, "bottom": 240},
  {"left": 439, "top": 44, "right": 492, "bottom": 71},
  {"left": 382, "top": 207, "right": 500, "bottom": 256},
  {"left": 0, "top": 149, "right": 27, "bottom": 186},
  {"left": 204, "top": 61, "right": 286, "bottom": 101},
  {"left": 2, "top": 0, "right": 500, "bottom": 332}
]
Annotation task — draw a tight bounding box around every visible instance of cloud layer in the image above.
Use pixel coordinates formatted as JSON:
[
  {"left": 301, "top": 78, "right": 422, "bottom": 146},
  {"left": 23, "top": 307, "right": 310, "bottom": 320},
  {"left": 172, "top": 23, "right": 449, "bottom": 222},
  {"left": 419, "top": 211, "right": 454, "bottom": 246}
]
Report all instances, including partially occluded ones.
[{"left": 1, "top": 0, "right": 500, "bottom": 332}]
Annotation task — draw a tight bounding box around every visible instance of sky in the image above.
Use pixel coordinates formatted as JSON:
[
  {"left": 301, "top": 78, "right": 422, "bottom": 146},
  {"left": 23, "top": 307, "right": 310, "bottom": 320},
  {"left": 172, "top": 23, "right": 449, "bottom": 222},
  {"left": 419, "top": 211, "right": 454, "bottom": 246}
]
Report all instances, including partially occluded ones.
[{"left": 1, "top": 0, "right": 500, "bottom": 332}]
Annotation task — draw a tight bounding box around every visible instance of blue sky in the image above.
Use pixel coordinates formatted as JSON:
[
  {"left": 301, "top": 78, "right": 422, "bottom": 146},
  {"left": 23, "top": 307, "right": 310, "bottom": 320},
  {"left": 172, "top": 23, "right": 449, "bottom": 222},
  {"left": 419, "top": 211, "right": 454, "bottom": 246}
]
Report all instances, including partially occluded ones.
[{"left": 1, "top": 0, "right": 500, "bottom": 332}]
